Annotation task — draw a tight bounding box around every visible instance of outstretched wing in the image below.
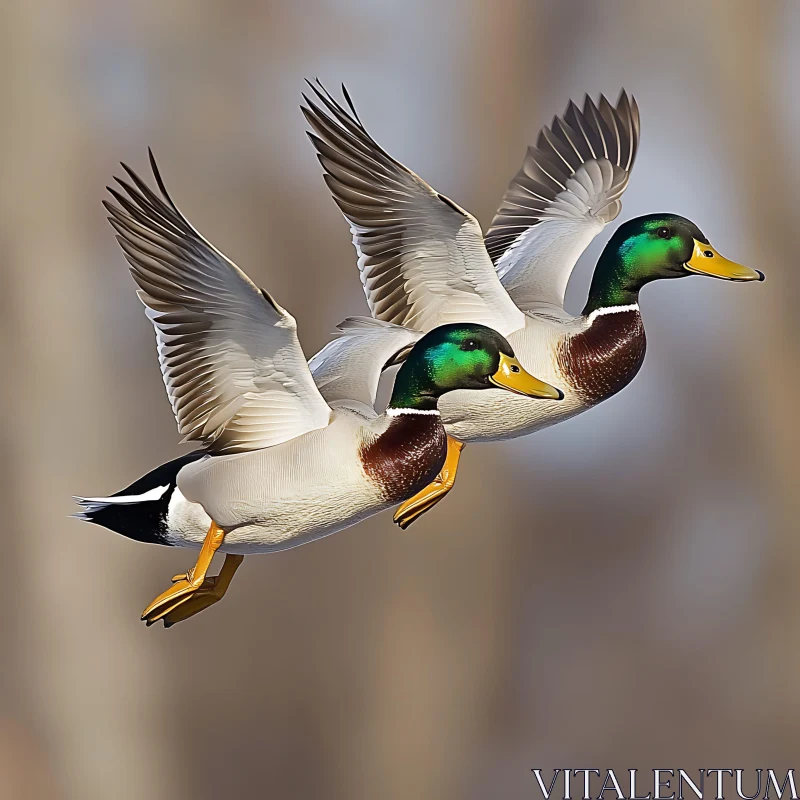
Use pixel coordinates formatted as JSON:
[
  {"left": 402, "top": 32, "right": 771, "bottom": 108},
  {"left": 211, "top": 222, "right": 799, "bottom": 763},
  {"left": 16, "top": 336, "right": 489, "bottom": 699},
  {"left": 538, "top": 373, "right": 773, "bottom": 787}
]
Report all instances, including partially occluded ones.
[
  {"left": 303, "top": 81, "right": 525, "bottom": 337},
  {"left": 309, "top": 317, "right": 422, "bottom": 416},
  {"left": 105, "top": 151, "right": 331, "bottom": 453},
  {"left": 485, "top": 92, "right": 640, "bottom": 312}
]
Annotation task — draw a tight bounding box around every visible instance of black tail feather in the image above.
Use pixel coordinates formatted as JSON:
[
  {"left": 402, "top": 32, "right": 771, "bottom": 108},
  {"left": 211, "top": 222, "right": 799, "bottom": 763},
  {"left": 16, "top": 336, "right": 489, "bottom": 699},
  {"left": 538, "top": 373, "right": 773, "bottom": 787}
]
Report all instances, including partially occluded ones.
[{"left": 74, "top": 451, "right": 205, "bottom": 546}]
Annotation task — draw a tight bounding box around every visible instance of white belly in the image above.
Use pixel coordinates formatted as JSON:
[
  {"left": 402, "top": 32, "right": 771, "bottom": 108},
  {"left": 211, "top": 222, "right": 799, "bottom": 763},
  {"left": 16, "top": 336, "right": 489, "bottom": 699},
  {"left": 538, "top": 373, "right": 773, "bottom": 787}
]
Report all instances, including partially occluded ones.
[
  {"left": 438, "top": 317, "right": 587, "bottom": 443},
  {"left": 171, "top": 413, "right": 389, "bottom": 554}
]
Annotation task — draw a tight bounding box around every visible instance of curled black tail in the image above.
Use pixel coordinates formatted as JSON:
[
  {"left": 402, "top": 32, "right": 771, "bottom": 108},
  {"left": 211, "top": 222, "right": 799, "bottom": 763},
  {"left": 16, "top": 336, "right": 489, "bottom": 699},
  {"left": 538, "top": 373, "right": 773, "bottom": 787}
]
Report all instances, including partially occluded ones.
[{"left": 74, "top": 451, "right": 205, "bottom": 546}]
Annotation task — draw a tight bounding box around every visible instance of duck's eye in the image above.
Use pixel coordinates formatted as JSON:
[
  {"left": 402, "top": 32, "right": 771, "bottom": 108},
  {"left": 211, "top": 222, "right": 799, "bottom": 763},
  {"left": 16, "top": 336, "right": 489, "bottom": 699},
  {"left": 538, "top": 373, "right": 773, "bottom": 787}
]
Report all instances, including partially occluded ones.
[
  {"left": 462, "top": 339, "right": 478, "bottom": 351},
  {"left": 657, "top": 227, "right": 672, "bottom": 239}
]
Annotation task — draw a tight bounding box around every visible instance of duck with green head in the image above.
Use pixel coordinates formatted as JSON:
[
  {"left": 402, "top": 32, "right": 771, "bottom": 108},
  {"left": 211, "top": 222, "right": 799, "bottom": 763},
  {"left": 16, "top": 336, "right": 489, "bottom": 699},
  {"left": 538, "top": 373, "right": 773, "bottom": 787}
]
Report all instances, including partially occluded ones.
[
  {"left": 74, "top": 154, "right": 562, "bottom": 627},
  {"left": 303, "top": 83, "right": 764, "bottom": 527},
  {"left": 583, "top": 214, "right": 763, "bottom": 314}
]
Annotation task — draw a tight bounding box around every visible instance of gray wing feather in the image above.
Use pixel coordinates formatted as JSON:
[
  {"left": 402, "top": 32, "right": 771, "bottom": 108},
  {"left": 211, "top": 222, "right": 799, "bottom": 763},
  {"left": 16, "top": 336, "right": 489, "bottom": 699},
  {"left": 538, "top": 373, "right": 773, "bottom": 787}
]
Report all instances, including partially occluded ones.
[
  {"left": 485, "top": 91, "right": 640, "bottom": 311},
  {"left": 105, "top": 152, "right": 331, "bottom": 453},
  {"left": 303, "top": 81, "right": 525, "bottom": 337},
  {"left": 309, "top": 317, "right": 422, "bottom": 414}
]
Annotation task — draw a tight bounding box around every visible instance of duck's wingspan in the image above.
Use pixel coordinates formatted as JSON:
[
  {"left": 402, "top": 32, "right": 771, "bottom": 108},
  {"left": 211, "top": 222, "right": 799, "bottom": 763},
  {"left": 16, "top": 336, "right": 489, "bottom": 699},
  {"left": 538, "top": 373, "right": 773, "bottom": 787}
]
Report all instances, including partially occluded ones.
[
  {"left": 309, "top": 317, "right": 422, "bottom": 415},
  {"left": 485, "top": 92, "right": 639, "bottom": 312},
  {"left": 105, "top": 152, "right": 332, "bottom": 453},
  {"left": 302, "top": 81, "right": 525, "bottom": 337}
]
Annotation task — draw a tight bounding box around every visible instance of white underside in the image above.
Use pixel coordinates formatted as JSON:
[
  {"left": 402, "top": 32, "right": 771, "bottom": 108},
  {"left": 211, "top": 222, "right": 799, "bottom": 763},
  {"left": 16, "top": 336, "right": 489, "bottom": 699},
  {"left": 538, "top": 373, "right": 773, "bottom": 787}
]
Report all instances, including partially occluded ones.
[{"left": 165, "top": 409, "right": 392, "bottom": 554}]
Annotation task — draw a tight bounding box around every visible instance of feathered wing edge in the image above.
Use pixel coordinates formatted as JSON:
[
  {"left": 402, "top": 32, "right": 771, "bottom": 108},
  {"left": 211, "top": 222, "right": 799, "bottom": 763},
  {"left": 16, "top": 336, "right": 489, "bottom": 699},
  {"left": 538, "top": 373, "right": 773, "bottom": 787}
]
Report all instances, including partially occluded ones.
[
  {"left": 485, "top": 91, "right": 640, "bottom": 265},
  {"left": 301, "top": 80, "right": 427, "bottom": 325},
  {"left": 104, "top": 152, "right": 332, "bottom": 453},
  {"left": 301, "top": 80, "right": 525, "bottom": 336}
]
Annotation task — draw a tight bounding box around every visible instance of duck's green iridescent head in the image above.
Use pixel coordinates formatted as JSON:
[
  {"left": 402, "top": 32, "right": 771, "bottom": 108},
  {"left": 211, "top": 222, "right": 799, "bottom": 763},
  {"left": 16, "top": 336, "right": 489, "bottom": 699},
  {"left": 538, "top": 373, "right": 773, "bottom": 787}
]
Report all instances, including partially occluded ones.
[
  {"left": 583, "top": 214, "right": 764, "bottom": 315},
  {"left": 388, "top": 323, "right": 563, "bottom": 411}
]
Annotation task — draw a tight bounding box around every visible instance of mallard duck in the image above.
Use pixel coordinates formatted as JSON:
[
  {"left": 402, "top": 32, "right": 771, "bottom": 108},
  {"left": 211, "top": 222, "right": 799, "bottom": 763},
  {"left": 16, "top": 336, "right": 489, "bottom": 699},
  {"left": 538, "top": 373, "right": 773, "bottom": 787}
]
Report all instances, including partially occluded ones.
[
  {"left": 74, "top": 153, "right": 562, "bottom": 627},
  {"left": 302, "top": 82, "right": 764, "bottom": 528}
]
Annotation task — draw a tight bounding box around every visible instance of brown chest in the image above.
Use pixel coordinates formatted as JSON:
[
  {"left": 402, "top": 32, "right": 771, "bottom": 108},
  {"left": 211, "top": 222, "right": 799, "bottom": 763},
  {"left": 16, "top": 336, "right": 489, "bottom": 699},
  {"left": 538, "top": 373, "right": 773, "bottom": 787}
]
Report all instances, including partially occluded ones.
[
  {"left": 557, "top": 310, "right": 646, "bottom": 406},
  {"left": 359, "top": 414, "right": 447, "bottom": 504}
]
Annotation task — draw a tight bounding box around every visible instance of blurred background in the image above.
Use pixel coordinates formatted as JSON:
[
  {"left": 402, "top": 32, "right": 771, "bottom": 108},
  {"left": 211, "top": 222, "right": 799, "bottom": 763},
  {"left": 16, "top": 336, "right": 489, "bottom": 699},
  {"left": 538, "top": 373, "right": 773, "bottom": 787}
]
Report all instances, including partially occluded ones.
[{"left": 1, "top": 1, "right": 798, "bottom": 798}]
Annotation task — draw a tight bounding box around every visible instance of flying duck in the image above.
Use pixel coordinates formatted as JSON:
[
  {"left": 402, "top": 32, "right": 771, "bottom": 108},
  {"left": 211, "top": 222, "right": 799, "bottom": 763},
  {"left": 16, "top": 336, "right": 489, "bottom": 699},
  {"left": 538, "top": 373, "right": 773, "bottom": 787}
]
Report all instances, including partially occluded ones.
[{"left": 302, "top": 82, "right": 764, "bottom": 528}]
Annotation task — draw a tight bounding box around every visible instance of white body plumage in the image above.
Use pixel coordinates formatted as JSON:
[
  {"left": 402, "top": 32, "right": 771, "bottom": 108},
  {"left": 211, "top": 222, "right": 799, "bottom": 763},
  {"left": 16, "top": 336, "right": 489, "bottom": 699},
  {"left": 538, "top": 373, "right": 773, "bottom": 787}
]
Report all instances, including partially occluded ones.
[{"left": 168, "top": 411, "right": 387, "bottom": 554}]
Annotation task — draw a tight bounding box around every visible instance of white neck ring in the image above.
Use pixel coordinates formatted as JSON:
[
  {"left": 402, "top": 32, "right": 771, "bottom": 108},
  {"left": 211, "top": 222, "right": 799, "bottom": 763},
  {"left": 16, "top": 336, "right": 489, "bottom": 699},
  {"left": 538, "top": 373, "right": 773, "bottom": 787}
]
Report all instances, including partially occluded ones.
[
  {"left": 586, "top": 303, "right": 640, "bottom": 325},
  {"left": 386, "top": 407, "right": 441, "bottom": 416}
]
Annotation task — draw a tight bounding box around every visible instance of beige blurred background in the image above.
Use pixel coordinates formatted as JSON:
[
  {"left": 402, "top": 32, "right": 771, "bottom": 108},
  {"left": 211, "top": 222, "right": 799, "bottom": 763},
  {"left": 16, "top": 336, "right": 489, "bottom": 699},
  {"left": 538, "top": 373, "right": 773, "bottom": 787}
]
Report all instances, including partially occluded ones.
[{"left": 1, "top": 1, "right": 798, "bottom": 798}]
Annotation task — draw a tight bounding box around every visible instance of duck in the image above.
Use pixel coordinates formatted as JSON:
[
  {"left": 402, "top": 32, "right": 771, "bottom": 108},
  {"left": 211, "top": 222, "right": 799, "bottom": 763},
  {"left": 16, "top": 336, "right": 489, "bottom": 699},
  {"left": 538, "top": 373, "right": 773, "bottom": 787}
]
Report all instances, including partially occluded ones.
[
  {"left": 74, "top": 152, "right": 563, "bottom": 627},
  {"left": 302, "top": 81, "right": 765, "bottom": 529}
]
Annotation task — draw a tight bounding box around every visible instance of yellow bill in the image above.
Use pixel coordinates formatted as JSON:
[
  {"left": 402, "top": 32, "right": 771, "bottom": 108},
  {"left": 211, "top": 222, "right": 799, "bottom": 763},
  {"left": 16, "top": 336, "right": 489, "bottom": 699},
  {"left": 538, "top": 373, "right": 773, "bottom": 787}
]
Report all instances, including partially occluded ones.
[
  {"left": 685, "top": 240, "right": 764, "bottom": 282},
  {"left": 489, "top": 353, "right": 564, "bottom": 400}
]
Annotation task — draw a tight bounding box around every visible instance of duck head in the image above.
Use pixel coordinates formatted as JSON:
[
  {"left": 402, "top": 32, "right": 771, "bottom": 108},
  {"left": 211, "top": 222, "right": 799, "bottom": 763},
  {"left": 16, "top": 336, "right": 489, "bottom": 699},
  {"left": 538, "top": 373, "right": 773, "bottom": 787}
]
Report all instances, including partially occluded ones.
[
  {"left": 583, "top": 214, "right": 764, "bottom": 315},
  {"left": 387, "top": 324, "right": 564, "bottom": 411}
]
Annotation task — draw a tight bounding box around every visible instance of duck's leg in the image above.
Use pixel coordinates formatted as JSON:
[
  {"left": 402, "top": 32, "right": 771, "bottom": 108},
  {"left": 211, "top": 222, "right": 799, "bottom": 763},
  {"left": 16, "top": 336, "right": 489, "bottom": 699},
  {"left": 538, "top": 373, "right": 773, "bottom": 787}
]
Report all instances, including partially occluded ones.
[
  {"left": 393, "top": 437, "right": 465, "bottom": 530},
  {"left": 158, "top": 554, "right": 245, "bottom": 628},
  {"left": 142, "top": 520, "right": 228, "bottom": 626}
]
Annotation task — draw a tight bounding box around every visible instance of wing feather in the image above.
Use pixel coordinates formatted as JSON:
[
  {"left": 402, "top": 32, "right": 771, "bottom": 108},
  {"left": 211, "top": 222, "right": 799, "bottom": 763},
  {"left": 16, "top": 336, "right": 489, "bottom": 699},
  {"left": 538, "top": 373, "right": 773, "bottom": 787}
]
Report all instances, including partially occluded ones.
[
  {"left": 106, "top": 152, "right": 331, "bottom": 453},
  {"left": 303, "top": 81, "right": 524, "bottom": 336},
  {"left": 486, "top": 91, "right": 640, "bottom": 312},
  {"left": 309, "top": 317, "right": 422, "bottom": 416}
]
